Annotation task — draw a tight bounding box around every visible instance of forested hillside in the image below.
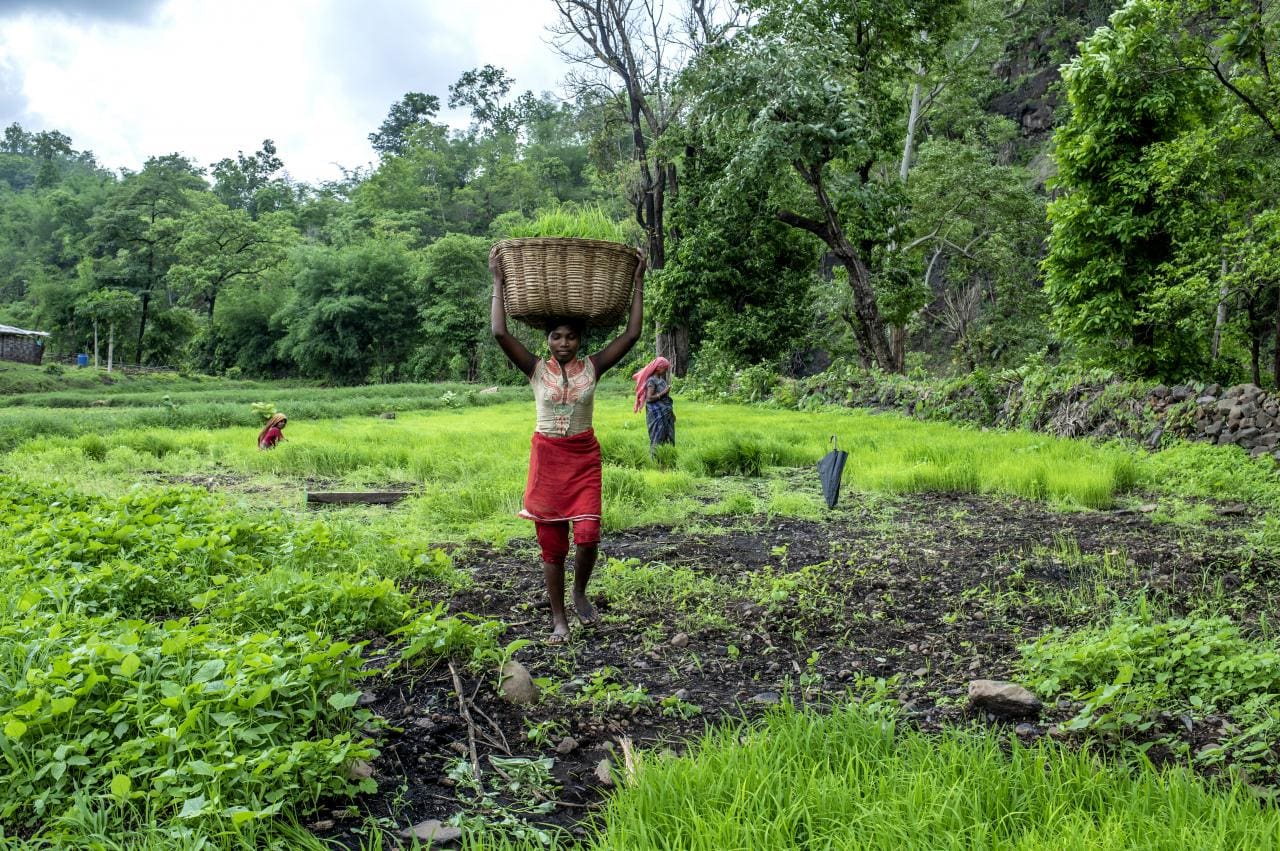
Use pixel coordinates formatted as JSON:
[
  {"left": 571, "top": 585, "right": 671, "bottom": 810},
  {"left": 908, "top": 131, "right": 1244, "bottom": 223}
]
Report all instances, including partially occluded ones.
[{"left": 2, "top": 0, "right": 1277, "bottom": 388}]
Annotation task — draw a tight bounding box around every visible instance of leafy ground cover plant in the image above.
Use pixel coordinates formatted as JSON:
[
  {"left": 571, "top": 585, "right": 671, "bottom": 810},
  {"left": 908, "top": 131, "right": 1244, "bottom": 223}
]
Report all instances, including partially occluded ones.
[
  {"left": 0, "top": 478, "right": 505, "bottom": 847},
  {"left": 6, "top": 387, "right": 1280, "bottom": 848},
  {"left": 1019, "top": 608, "right": 1280, "bottom": 782}
]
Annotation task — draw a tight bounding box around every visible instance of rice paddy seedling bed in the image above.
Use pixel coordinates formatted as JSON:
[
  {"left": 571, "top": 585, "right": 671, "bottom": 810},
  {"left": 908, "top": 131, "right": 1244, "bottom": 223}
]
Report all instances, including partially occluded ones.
[{"left": 552, "top": 702, "right": 1280, "bottom": 851}]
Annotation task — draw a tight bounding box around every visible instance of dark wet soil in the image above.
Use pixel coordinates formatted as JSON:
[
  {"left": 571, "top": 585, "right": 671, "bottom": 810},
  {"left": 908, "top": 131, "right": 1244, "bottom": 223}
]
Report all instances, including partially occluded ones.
[{"left": 315, "top": 490, "right": 1264, "bottom": 847}]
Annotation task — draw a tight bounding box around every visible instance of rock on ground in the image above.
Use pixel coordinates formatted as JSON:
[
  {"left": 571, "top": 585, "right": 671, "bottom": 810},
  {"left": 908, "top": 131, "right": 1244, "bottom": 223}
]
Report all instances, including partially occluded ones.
[
  {"left": 968, "top": 679, "right": 1042, "bottom": 719},
  {"left": 499, "top": 660, "right": 539, "bottom": 705}
]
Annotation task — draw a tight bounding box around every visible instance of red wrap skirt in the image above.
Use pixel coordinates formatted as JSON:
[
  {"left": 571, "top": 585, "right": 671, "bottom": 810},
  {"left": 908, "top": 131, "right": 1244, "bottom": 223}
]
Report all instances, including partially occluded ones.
[{"left": 517, "top": 428, "right": 602, "bottom": 524}]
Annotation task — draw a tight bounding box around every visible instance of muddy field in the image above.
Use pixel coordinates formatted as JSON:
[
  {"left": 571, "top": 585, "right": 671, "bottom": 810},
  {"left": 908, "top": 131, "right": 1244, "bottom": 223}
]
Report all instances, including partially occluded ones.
[{"left": 318, "top": 490, "right": 1261, "bottom": 846}]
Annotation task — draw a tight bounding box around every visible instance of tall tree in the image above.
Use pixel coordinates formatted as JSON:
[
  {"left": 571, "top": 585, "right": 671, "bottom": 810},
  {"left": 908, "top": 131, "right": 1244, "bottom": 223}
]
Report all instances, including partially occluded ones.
[
  {"left": 85, "top": 154, "right": 206, "bottom": 363},
  {"left": 685, "top": 0, "right": 964, "bottom": 371},
  {"left": 280, "top": 241, "right": 419, "bottom": 384},
  {"left": 168, "top": 204, "right": 294, "bottom": 318},
  {"left": 369, "top": 93, "right": 443, "bottom": 158},
  {"left": 412, "top": 232, "right": 490, "bottom": 380},
  {"left": 549, "top": 0, "right": 743, "bottom": 374},
  {"left": 210, "top": 139, "right": 291, "bottom": 219},
  {"left": 1043, "top": 0, "right": 1234, "bottom": 378}
]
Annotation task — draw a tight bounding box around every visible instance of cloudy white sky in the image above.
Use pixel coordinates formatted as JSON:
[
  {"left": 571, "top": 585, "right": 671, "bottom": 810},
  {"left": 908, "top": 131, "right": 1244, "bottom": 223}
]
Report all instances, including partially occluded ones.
[{"left": 0, "top": 0, "right": 570, "bottom": 183}]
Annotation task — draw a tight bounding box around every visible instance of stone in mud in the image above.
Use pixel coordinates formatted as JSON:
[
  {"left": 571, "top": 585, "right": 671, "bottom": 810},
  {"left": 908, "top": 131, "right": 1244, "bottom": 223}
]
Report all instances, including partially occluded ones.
[
  {"left": 555, "top": 736, "right": 579, "bottom": 754},
  {"left": 670, "top": 632, "right": 689, "bottom": 648},
  {"left": 499, "top": 660, "right": 539, "bottom": 705},
  {"left": 595, "top": 757, "right": 615, "bottom": 786},
  {"left": 968, "top": 679, "right": 1042, "bottom": 719},
  {"left": 750, "top": 691, "right": 781, "bottom": 705},
  {"left": 346, "top": 759, "right": 374, "bottom": 781},
  {"left": 399, "top": 819, "right": 462, "bottom": 844}
]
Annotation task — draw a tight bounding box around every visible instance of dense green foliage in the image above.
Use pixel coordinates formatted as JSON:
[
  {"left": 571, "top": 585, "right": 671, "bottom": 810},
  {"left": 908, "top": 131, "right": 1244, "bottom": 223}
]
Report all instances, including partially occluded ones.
[
  {"left": 0, "top": 477, "right": 500, "bottom": 847},
  {"left": 1046, "top": 0, "right": 1280, "bottom": 382},
  {"left": 25, "top": 0, "right": 1279, "bottom": 385},
  {"left": 1021, "top": 609, "right": 1280, "bottom": 781}
]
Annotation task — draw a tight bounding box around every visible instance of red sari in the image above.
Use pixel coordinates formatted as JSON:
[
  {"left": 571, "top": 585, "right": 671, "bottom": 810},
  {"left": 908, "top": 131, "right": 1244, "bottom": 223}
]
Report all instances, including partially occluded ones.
[{"left": 517, "top": 427, "right": 602, "bottom": 524}]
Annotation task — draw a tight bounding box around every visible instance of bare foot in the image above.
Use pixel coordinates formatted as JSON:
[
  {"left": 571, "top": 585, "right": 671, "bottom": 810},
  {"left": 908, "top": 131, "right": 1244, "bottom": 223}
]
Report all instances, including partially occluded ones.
[
  {"left": 547, "top": 616, "right": 571, "bottom": 645},
  {"left": 572, "top": 590, "right": 600, "bottom": 626}
]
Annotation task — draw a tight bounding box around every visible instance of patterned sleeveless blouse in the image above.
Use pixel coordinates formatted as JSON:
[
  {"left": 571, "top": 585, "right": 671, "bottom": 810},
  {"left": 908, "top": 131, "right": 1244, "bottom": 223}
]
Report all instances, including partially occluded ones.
[{"left": 532, "top": 357, "right": 596, "bottom": 437}]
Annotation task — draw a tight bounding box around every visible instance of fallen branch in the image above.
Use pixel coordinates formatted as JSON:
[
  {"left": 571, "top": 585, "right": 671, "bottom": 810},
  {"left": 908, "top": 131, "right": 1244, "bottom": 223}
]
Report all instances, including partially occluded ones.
[
  {"left": 448, "top": 661, "right": 482, "bottom": 790},
  {"left": 468, "top": 701, "right": 512, "bottom": 755}
]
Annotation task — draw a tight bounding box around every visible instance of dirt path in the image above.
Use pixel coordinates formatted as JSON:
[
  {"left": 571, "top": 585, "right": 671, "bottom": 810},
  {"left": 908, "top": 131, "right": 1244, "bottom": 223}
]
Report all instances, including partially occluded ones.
[{"left": 322, "top": 491, "right": 1255, "bottom": 845}]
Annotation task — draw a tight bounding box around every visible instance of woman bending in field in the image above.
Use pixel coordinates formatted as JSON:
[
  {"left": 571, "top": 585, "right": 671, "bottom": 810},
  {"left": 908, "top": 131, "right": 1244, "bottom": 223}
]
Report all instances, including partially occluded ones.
[
  {"left": 490, "top": 247, "right": 646, "bottom": 645},
  {"left": 258, "top": 413, "right": 287, "bottom": 450}
]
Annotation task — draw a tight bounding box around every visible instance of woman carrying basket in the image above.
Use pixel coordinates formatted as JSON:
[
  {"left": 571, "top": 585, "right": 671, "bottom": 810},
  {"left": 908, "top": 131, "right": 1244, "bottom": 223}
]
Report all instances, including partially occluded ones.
[{"left": 490, "top": 246, "right": 646, "bottom": 645}]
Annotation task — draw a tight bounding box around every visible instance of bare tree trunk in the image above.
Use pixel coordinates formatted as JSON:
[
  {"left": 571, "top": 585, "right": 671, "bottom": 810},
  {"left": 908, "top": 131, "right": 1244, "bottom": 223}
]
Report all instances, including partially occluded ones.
[
  {"left": 1248, "top": 300, "right": 1262, "bottom": 386},
  {"left": 1212, "top": 256, "right": 1228, "bottom": 360},
  {"left": 107, "top": 323, "right": 115, "bottom": 374},
  {"left": 92, "top": 320, "right": 99, "bottom": 368},
  {"left": 780, "top": 163, "right": 895, "bottom": 370},
  {"left": 549, "top": 0, "right": 728, "bottom": 377},
  {"left": 886, "top": 77, "right": 927, "bottom": 372},
  {"left": 890, "top": 326, "right": 908, "bottom": 372}
]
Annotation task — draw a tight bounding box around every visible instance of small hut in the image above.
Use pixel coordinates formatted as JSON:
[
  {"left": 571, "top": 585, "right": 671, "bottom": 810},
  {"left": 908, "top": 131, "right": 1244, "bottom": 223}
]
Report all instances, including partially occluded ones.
[{"left": 0, "top": 324, "right": 49, "bottom": 365}]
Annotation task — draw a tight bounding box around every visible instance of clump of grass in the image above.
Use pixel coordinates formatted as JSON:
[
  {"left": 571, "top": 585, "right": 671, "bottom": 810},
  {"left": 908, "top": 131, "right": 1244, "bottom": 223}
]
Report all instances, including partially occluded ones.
[
  {"left": 568, "top": 702, "right": 1280, "bottom": 850},
  {"left": 504, "top": 203, "right": 639, "bottom": 243},
  {"left": 592, "top": 557, "right": 729, "bottom": 632}
]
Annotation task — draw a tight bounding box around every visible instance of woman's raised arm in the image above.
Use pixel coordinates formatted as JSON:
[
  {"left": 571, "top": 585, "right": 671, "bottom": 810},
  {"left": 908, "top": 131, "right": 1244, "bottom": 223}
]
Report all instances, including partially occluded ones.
[
  {"left": 490, "top": 247, "right": 538, "bottom": 378},
  {"left": 591, "top": 254, "right": 646, "bottom": 377}
]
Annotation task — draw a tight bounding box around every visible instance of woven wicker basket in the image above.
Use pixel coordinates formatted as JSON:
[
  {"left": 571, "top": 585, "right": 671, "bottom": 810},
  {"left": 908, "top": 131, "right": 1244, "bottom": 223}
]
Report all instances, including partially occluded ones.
[{"left": 494, "top": 237, "right": 640, "bottom": 327}]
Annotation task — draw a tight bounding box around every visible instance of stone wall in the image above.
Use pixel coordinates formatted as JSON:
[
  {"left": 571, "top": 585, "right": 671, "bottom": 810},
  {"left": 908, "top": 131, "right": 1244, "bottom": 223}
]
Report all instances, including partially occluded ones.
[
  {"left": 0, "top": 333, "right": 45, "bottom": 365},
  {"left": 1149, "top": 382, "right": 1280, "bottom": 460},
  {"left": 793, "top": 364, "right": 1280, "bottom": 460}
]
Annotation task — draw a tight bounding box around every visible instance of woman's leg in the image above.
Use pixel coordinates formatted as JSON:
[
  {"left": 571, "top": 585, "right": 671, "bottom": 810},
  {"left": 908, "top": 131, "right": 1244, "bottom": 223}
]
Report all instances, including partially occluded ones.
[
  {"left": 543, "top": 561, "right": 570, "bottom": 641},
  {"left": 646, "top": 405, "right": 661, "bottom": 455},
  {"left": 571, "top": 519, "right": 601, "bottom": 624},
  {"left": 535, "top": 522, "right": 572, "bottom": 642}
]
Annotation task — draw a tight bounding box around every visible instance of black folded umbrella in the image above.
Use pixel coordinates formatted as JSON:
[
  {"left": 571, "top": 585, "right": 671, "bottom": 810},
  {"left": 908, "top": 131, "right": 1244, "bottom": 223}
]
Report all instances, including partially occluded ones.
[{"left": 817, "top": 435, "right": 848, "bottom": 509}]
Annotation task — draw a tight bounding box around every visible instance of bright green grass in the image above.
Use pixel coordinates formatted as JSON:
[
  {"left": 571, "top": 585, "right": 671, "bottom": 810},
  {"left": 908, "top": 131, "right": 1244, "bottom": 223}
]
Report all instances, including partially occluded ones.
[
  {"left": 0, "top": 382, "right": 529, "bottom": 451},
  {"left": 3, "top": 399, "right": 1153, "bottom": 544},
  {"left": 504, "top": 202, "right": 640, "bottom": 243},
  {"left": 474, "top": 702, "right": 1280, "bottom": 850}
]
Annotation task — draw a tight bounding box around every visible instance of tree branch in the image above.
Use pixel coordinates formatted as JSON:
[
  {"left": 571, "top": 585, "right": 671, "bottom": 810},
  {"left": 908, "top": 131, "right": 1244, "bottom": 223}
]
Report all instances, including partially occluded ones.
[{"left": 776, "top": 208, "right": 831, "bottom": 241}]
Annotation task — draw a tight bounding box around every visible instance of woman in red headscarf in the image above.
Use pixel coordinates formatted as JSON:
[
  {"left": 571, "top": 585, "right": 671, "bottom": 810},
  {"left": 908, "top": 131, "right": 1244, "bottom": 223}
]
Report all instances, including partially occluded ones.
[
  {"left": 633, "top": 356, "right": 674, "bottom": 455},
  {"left": 490, "top": 247, "right": 646, "bottom": 645},
  {"left": 258, "top": 413, "right": 287, "bottom": 450}
]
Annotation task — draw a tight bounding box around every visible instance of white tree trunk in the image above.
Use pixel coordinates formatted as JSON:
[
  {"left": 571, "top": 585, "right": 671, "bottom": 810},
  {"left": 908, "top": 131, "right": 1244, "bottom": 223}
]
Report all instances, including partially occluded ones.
[
  {"left": 1212, "top": 256, "right": 1229, "bottom": 360},
  {"left": 107, "top": 324, "right": 114, "bottom": 373},
  {"left": 900, "top": 79, "right": 924, "bottom": 183},
  {"left": 92, "top": 320, "right": 99, "bottom": 368}
]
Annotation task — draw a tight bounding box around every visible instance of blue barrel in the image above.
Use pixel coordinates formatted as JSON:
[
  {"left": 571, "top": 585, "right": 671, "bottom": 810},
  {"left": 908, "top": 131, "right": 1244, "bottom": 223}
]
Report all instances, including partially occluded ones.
[{"left": 76, "top": 353, "right": 88, "bottom": 367}]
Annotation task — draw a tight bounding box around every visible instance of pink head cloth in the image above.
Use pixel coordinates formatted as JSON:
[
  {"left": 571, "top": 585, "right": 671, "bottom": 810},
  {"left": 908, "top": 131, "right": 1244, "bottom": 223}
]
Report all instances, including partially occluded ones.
[{"left": 632, "top": 357, "right": 671, "bottom": 412}]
